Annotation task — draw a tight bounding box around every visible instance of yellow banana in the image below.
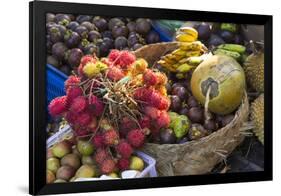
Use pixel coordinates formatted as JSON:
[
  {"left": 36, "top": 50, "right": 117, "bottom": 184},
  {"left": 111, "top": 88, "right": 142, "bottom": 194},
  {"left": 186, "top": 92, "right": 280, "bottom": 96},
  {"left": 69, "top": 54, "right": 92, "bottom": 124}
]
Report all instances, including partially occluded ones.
[
  {"left": 185, "top": 50, "right": 202, "bottom": 57},
  {"left": 171, "top": 48, "right": 187, "bottom": 56},
  {"left": 176, "top": 33, "right": 197, "bottom": 42},
  {"left": 160, "top": 56, "right": 177, "bottom": 65},
  {"left": 176, "top": 63, "right": 195, "bottom": 73},
  {"left": 179, "top": 27, "right": 198, "bottom": 38},
  {"left": 179, "top": 41, "right": 203, "bottom": 51}
]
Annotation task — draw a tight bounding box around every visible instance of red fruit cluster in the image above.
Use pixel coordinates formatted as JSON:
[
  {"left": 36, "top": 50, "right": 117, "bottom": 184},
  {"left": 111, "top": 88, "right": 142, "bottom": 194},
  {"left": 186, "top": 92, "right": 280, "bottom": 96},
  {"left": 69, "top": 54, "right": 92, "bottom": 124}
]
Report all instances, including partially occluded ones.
[
  {"left": 116, "top": 140, "right": 133, "bottom": 158},
  {"left": 91, "top": 134, "right": 105, "bottom": 148},
  {"left": 108, "top": 50, "right": 136, "bottom": 69},
  {"left": 88, "top": 95, "right": 104, "bottom": 116},
  {"left": 117, "top": 158, "right": 130, "bottom": 171},
  {"left": 106, "top": 66, "right": 125, "bottom": 81},
  {"left": 127, "top": 129, "right": 145, "bottom": 148},
  {"left": 48, "top": 51, "right": 172, "bottom": 175},
  {"left": 48, "top": 96, "right": 67, "bottom": 117},
  {"left": 100, "top": 158, "right": 116, "bottom": 174},
  {"left": 103, "top": 129, "right": 119, "bottom": 146},
  {"left": 94, "top": 148, "right": 110, "bottom": 165},
  {"left": 143, "top": 70, "right": 167, "bottom": 86},
  {"left": 64, "top": 75, "right": 81, "bottom": 91}
]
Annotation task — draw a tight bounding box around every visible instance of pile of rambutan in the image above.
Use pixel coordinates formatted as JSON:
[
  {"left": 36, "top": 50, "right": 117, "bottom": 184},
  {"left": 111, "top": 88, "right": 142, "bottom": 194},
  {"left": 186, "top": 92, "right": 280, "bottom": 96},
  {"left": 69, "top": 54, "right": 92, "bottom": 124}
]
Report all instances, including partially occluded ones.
[{"left": 48, "top": 50, "right": 170, "bottom": 174}]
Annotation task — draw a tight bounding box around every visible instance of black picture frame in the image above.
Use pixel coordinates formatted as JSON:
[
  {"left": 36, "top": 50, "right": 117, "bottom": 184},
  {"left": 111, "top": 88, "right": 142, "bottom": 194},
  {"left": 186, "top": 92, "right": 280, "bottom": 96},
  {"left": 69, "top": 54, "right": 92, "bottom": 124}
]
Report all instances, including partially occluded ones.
[{"left": 29, "top": 1, "right": 273, "bottom": 195}]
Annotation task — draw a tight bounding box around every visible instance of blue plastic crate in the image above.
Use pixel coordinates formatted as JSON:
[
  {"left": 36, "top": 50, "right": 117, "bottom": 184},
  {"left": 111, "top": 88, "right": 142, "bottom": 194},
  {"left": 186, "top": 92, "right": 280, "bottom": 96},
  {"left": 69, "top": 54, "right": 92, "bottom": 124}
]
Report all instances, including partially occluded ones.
[{"left": 46, "top": 64, "right": 68, "bottom": 105}]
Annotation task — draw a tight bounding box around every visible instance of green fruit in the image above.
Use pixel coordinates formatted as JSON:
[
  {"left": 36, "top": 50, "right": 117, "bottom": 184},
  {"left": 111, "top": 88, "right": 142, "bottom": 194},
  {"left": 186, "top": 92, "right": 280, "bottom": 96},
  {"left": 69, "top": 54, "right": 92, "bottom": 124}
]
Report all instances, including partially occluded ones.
[
  {"left": 213, "top": 48, "right": 241, "bottom": 61},
  {"left": 250, "top": 94, "right": 264, "bottom": 145},
  {"left": 54, "top": 179, "right": 67, "bottom": 183},
  {"left": 220, "top": 23, "right": 237, "bottom": 32},
  {"left": 52, "top": 141, "right": 71, "bottom": 158},
  {"left": 129, "top": 156, "right": 144, "bottom": 171},
  {"left": 82, "top": 155, "right": 95, "bottom": 165},
  {"left": 61, "top": 153, "right": 81, "bottom": 169},
  {"left": 243, "top": 52, "right": 264, "bottom": 93},
  {"left": 56, "top": 165, "right": 75, "bottom": 181},
  {"left": 217, "top": 44, "right": 246, "bottom": 54},
  {"left": 75, "top": 165, "right": 96, "bottom": 178},
  {"left": 77, "top": 140, "right": 94, "bottom": 156},
  {"left": 169, "top": 115, "right": 190, "bottom": 139},
  {"left": 191, "top": 55, "right": 246, "bottom": 115},
  {"left": 47, "top": 170, "right": 56, "bottom": 184},
  {"left": 168, "top": 112, "right": 179, "bottom": 121},
  {"left": 47, "top": 157, "right": 60, "bottom": 173}
]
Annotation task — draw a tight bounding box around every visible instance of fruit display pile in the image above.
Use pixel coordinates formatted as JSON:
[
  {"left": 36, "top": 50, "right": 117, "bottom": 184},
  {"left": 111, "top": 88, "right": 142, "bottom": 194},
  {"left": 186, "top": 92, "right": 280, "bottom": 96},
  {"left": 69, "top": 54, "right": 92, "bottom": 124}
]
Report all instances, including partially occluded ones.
[
  {"left": 47, "top": 139, "right": 146, "bottom": 183},
  {"left": 47, "top": 49, "right": 170, "bottom": 182},
  {"left": 47, "top": 19, "right": 265, "bottom": 180},
  {"left": 46, "top": 13, "right": 161, "bottom": 75}
]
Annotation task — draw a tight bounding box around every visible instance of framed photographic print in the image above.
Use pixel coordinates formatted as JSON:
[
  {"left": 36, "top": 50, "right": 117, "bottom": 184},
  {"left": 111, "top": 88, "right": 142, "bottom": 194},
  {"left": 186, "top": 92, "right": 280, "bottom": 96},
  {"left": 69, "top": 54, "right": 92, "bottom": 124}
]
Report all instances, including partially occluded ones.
[{"left": 29, "top": 0, "right": 272, "bottom": 195}]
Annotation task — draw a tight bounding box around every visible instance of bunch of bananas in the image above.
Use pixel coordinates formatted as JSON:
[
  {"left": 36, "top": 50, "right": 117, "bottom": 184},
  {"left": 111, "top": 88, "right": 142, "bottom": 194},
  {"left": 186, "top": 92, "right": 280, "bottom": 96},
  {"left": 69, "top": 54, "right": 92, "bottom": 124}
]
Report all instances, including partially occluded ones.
[
  {"left": 175, "top": 26, "right": 198, "bottom": 42},
  {"left": 158, "top": 41, "right": 208, "bottom": 73},
  {"left": 213, "top": 44, "right": 246, "bottom": 62}
]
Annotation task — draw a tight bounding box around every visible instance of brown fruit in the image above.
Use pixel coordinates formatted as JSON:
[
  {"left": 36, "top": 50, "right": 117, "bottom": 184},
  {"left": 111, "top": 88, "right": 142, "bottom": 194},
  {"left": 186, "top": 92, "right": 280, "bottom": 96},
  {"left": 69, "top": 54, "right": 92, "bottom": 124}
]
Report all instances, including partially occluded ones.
[
  {"left": 56, "top": 165, "right": 75, "bottom": 181},
  {"left": 61, "top": 153, "right": 81, "bottom": 169}
]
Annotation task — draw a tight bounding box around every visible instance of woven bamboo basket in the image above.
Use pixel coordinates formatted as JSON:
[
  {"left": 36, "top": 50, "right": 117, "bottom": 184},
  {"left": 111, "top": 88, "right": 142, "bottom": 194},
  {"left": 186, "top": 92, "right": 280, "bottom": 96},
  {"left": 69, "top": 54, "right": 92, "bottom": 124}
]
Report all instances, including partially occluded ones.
[{"left": 134, "top": 42, "right": 250, "bottom": 176}]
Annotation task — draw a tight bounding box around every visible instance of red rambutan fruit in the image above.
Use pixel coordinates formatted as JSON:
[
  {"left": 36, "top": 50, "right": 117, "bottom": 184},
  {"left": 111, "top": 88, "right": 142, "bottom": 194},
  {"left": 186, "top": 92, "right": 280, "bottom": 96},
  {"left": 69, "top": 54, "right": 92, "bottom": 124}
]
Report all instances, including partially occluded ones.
[
  {"left": 106, "top": 66, "right": 125, "bottom": 81},
  {"left": 91, "top": 134, "right": 105, "bottom": 148},
  {"left": 116, "top": 51, "right": 136, "bottom": 69},
  {"left": 155, "top": 72, "right": 168, "bottom": 85},
  {"left": 108, "top": 49, "right": 121, "bottom": 62},
  {"left": 88, "top": 96, "right": 104, "bottom": 116},
  {"left": 156, "top": 111, "right": 170, "bottom": 128},
  {"left": 117, "top": 158, "right": 130, "bottom": 171},
  {"left": 120, "top": 117, "right": 137, "bottom": 132},
  {"left": 116, "top": 140, "right": 133, "bottom": 158},
  {"left": 66, "top": 86, "right": 83, "bottom": 107},
  {"left": 80, "top": 55, "right": 96, "bottom": 66},
  {"left": 48, "top": 96, "right": 67, "bottom": 117},
  {"left": 65, "top": 111, "right": 78, "bottom": 125},
  {"left": 76, "top": 111, "right": 92, "bottom": 126},
  {"left": 64, "top": 75, "right": 81, "bottom": 91},
  {"left": 100, "top": 158, "right": 116, "bottom": 174},
  {"left": 150, "top": 93, "right": 170, "bottom": 110},
  {"left": 103, "top": 129, "right": 119, "bottom": 146},
  {"left": 133, "top": 87, "right": 152, "bottom": 102},
  {"left": 139, "top": 116, "right": 151, "bottom": 129},
  {"left": 74, "top": 127, "right": 89, "bottom": 137},
  {"left": 144, "top": 106, "right": 161, "bottom": 120},
  {"left": 94, "top": 148, "right": 110, "bottom": 165},
  {"left": 143, "top": 69, "right": 158, "bottom": 86},
  {"left": 70, "top": 96, "right": 87, "bottom": 113},
  {"left": 127, "top": 129, "right": 145, "bottom": 148}
]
